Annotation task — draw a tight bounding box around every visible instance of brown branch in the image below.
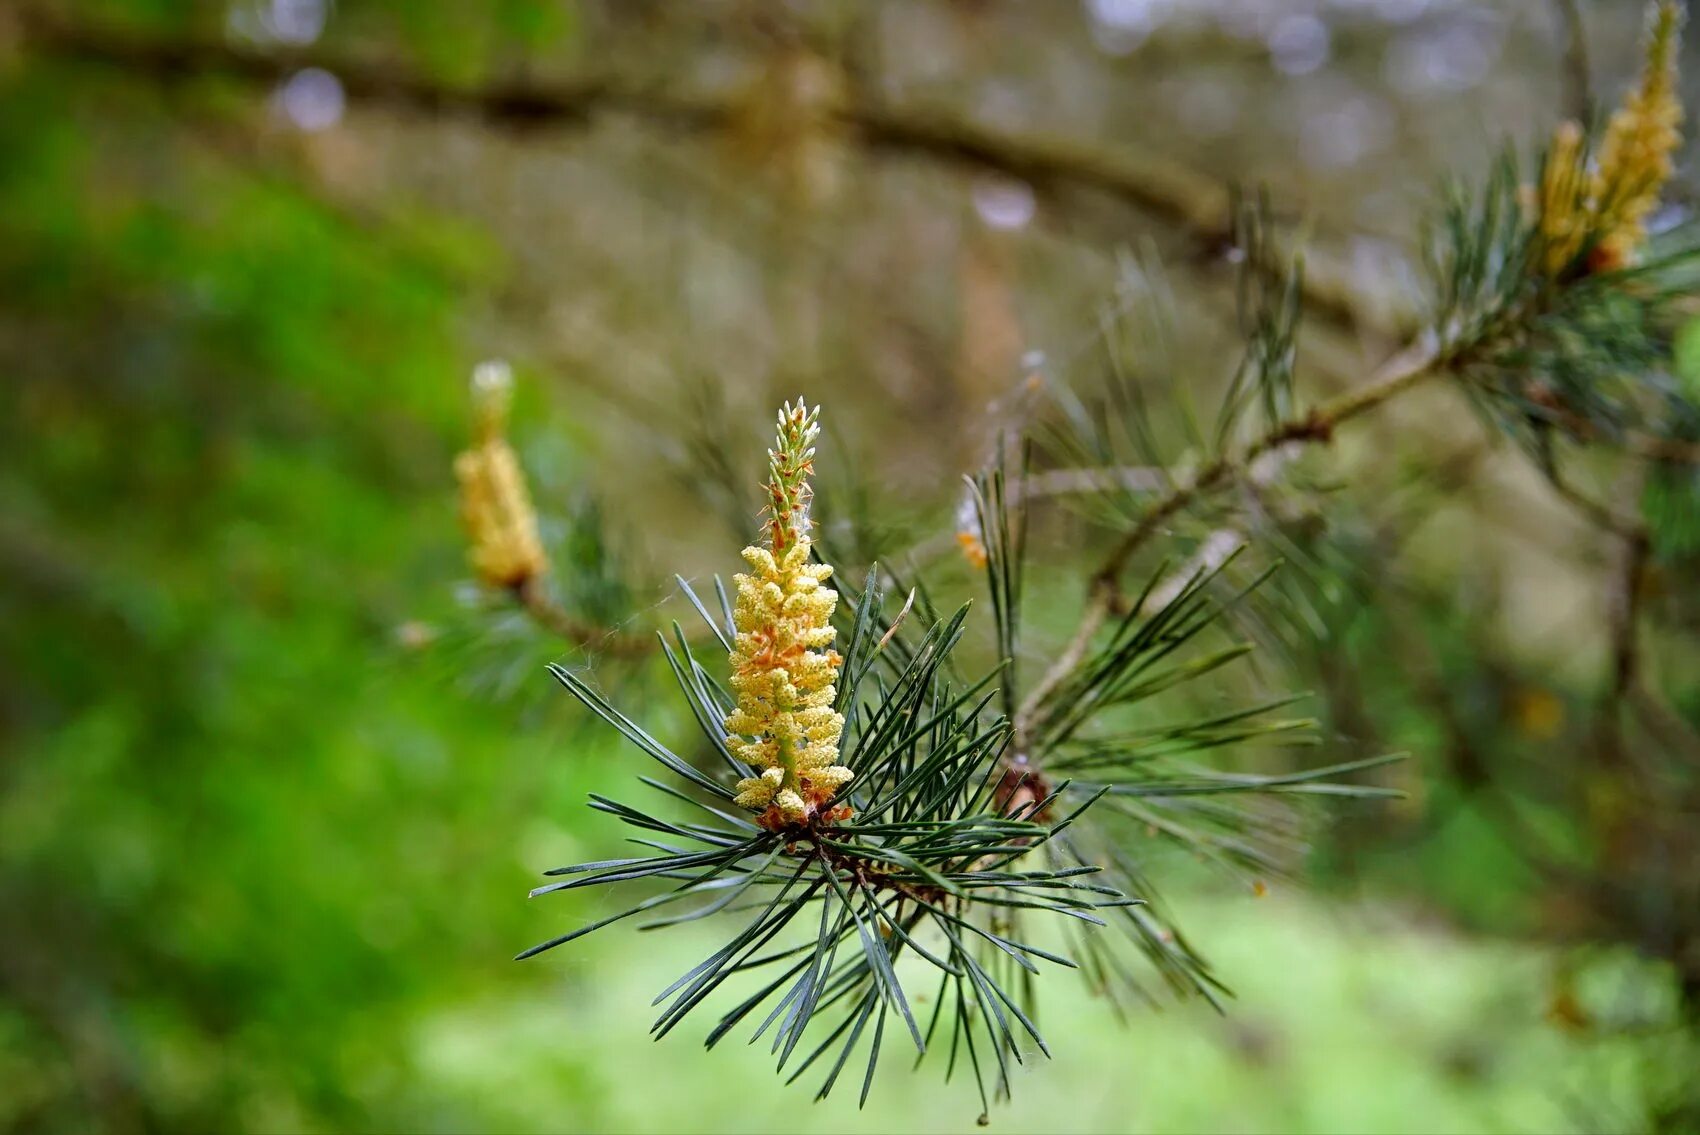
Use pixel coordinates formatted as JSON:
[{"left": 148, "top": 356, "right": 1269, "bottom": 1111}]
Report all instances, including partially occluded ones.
[
  {"left": 1523, "top": 378, "right": 1700, "bottom": 467},
  {"left": 1544, "top": 465, "right": 1647, "bottom": 543},
  {"left": 1540, "top": 459, "right": 1654, "bottom": 770},
  {"left": 15, "top": 6, "right": 1402, "bottom": 342},
  {"left": 1100, "top": 340, "right": 1439, "bottom": 591},
  {"left": 1563, "top": 469, "right": 1653, "bottom": 768},
  {"left": 1015, "top": 340, "right": 1441, "bottom": 737},
  {"left": 1607, "top": 527, "right": 1650, "bottom": 702},
  {"left": 14, "top": 7, "right": 731, "bottom": 131},
  {"left": 852, "top": 105, "right": 1400, "bottom": 338},
  {"left": 1130, "top": 443, "right": 1307, "bottom": 619},
  {"left": 1621, "top": 431, "right": 1700, "bottom": 466},
  {"left": 1011, "top": 579, "right": 1111, "bottom": 744},
  {"left": 512, "top": 577, "right": 657, "bottom": 659}
]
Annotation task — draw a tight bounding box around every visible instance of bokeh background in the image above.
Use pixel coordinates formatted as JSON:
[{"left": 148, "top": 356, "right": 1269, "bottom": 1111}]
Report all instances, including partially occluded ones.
[{"left": 4, "top": 1, "right": 1699, "bottom": 1132}]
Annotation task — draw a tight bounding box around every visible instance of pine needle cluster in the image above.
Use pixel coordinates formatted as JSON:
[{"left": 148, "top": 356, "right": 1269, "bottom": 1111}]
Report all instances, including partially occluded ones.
[
  {"left": 1429, "top": 2, "right": 1695, "bottom": 463},
  {"left": 518, "top": 398, "right": 1392, "bottom": 1114}
]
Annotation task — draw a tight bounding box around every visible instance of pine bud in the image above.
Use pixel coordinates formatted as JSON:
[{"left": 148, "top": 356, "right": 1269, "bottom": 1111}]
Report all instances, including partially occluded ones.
[{"left": 455, "top": 361, "right": 549, "bottom": 590}]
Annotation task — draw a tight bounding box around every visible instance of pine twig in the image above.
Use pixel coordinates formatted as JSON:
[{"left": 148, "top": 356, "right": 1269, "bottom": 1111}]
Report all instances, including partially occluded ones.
[
  {"left": 512, "top": 578, "right": 655, "bottom": 658},
  {"left": 1540, "top": 465, "right": 1653, "bottom": 765},
  {"left": 1016, "top": 340, "right": 1440, "bottom": 739},
  {"left": 1544, "top": 465, "right": 1647, "bottom": 543},
  {"left": 1622, "top": 432, "right": 1700, "bottom": 465},
  {"left": 1607, "top": 525, "right": 1651, "bottom": 702},
  {"left": 1101, "top": 341, "right": 1440, "bottom": 588}
]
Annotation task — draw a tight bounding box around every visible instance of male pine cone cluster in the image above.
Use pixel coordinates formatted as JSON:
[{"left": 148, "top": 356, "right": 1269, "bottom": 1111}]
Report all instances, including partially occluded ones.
[
  {"left": 1539, "top": 1, "right": 1684, "bottom": 276},
  {"left": 726, "top": 402, "right": 853, "bottom": 828},
  {"left": 455, "top": 362, "right": 549, "bottom": 591}
]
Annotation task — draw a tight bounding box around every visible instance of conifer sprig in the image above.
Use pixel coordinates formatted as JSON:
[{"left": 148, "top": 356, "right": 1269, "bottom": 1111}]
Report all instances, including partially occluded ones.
[
  {"left": 1024, "top": 0, "right": 1696, "bottom": 769},
  {"left": 523, "top": 405, "right": 1142, "bottom": 1111},
  {"left": 522, "top": 401, "right": 1393, "bottom": 1110}
]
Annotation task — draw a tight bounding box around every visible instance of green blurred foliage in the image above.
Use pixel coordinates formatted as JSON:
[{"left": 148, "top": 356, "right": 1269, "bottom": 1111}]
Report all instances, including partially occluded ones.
[{"left": 0, "top": 28, "right": 589, "bottom": 1127}]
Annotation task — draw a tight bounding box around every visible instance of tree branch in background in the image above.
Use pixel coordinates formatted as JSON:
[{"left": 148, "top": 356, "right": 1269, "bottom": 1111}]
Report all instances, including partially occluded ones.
[
  {"left": 14, "top": 5, "right": 1404, "bottom": 342},
  {"left": 1540, "top": 465, "right": 1654, "bottom": 765},
  {"left": 1607, "top": 525, "right": 1651, "bottom": 703},
  {"left": 28, "top": 3, "right": 1689, "bottom": 719}
]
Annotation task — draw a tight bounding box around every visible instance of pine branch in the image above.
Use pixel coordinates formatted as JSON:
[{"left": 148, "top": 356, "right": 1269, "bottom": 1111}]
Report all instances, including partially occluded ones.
[
  {"left": 1608, "top": 523, "right": 1651, "bottom": 703},
  {"left": 14, "top": 5, "right": 1402, "bottom": 341},
  {"left": 1627, "top": 432, "right": 1700, "bottom": 464},
  {"left": 1587, "top": 469, "right": 1653, "bottom": 768},
  {"left": 510, "top": 400, "right": 1398, "bottom": 1104},
  {"left": 511, "top": 578, "right": 656, "bottom": 659},
  {"left": 1544, "top": 464, "right": 1648, "bottom": 542},
  {"left": 1106, "top": 324, "right": 1440, "bottom": 603},
  {"left": 1017, "top": 340, "right": 1440, "bottom": 739}
]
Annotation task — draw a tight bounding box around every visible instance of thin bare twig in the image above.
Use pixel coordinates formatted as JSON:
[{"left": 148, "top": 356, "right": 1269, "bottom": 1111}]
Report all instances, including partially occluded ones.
[
  {"left": 1621, "top": 431, "right": 1700, "bottom": 466},
  {"left": 1544, "top": 466, "right": 1647, "bottom": 543}
]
